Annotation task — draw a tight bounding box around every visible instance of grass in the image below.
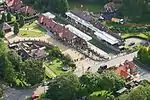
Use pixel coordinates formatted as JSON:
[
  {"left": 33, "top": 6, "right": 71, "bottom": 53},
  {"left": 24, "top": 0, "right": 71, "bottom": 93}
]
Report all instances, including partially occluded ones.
[
  {"left": 69, "top": 1, "right": 103, "bottom": 12},
  {"left": 45, "top": 68, "right": 53, "bottom": 78},
  {"left": 19, "top": 21, "right": 47, "bottom": 37},
  {"left": 89, "top": 91, "right": 110, "bottom": 100},
  {"left": 45, "top": 59, "right": 71, "bottom": 76},
  {"left": 121, "top": 33, "right": 149, "bottom": 39}
]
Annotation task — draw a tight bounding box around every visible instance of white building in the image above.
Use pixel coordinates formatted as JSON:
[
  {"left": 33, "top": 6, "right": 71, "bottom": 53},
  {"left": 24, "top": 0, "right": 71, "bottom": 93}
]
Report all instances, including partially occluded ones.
[
  {"left": 42, "top": 12, "right": 56, "bottom": 19},
  {"left": 65, "top": 24, "right": 92, "bottom": 42},
  {"left": 65, "top": 12, "right": 119, "bottom": 45}
]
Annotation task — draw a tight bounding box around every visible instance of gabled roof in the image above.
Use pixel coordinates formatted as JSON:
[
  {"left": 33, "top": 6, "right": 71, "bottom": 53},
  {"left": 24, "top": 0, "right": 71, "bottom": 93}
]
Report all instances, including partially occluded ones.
[
  {"left": 66, "top": 12, "right": 119, "bottom": 45},
  {"left": 65, "top": 24, "right": 92, "bottom": 41},
  {"left": 114, "top": 60, "right": 137, "bottom": 78},
  {"left": 20, "top": 6, "right": 37, "bottom": 14},
  {"left": 6, "top": 0, "right": 22, "bottom": 7},
  {"left": 0, "top": 22, "right": 11, "bottom": 30}
]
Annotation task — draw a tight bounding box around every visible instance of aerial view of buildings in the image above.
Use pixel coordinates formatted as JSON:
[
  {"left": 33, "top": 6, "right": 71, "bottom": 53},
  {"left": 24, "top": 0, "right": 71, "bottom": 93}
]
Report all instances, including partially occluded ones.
[{"left": 0, "top": 0, "right": 150, "bottom": 100}]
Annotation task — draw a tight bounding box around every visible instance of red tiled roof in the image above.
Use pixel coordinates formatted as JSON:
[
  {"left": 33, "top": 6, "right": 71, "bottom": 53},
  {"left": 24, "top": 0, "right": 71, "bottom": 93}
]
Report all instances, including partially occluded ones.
[
  {"left": 20, "top": 6, "right": 37, "bottom": 15},
  {"left": 38, "top": 15, "right": 74, "bottom": 41},
  {"left": 6, "top": 0, "right": 22, "bottom": 7},
  {"left": 114, "top": 60, "right": 137, "bottom": 78},
  {"left": 114, "top": 64, "right": 129, "bottom": 78}
]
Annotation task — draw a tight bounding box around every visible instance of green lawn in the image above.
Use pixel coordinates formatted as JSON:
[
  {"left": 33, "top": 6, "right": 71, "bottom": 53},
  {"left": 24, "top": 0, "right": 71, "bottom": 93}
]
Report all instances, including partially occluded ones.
[
  {"left": 89, "top": 91, "right": 110, "bottom": 100},
  {"left": 69, "top": 1, "right": 103, "bottom": 12},
  {"left": 45, "top": 59, "right": 71, "bottom": 76},
  {"left": 19, "top": 21, "right": 47, "bottom": 37},
  {"left": 45, "top": 69, "right": 55, "bottom": 78},
  {"left": 121, "top": 33, "right": 149, "bottom": 39}
]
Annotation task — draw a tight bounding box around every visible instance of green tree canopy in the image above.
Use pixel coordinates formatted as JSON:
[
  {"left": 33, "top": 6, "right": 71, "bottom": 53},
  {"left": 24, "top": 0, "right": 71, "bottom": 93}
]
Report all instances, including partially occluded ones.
[
  {"left": 1, "top": 13, "right": 6, "bottom": 22},
  {"left": 13, "top": 22, "right": 19, "bottom": 35},
  {"left": 80, "top": 71, "right": 125, "bottom": 94},
  {"left": 0, "top": 85, "right": 3, "bottom": 98},
  {"left": 21, "top": 59, "right": 44, "bottom": 86},
  {"left": 119, "top": 85, "right": 150, "bottom": 100},
  {"left": 7, "top": 12, "right": 12, "bottom": 22},
  {"left": 23, "top": 0, "right": 69, "bottom": 15},
  {"left": 46, "top": 74, "right": 81, "bottom": 100},
  {"left": 137, "top": 46, "right": 150, "bottom": 65},
  {"left": 119, "top": 0, "right": 150, "bottom": 21},
  {"left": 18, "top": 15, "right": 25, "bottom": 28},
  {"left": 0, "top": 30, "right": 5, "bottom": 38}
]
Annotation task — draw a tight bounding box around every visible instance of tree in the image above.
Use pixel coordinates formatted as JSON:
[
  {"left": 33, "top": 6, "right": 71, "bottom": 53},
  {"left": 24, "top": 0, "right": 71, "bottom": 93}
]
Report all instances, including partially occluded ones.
[
  {"left": 80, "top": 73, "right": 100, "bottom": 95},
  {"left": 1, "top": 13, "right": 6, "bottom": 22},
  {"left": 21, "top": 59, "right": 44, "bottom": 86},
  {"left": 18, "top": 15, "right": 25, "bottom": 28},
  {"left": 0, "top": 85, "right": 3, "bottom": 98},
  {"left": 119, "top": 0, "right": 150, "bottom": 21},
  {"left": 15, "top": 13, "right": 20, "bottom": 20},
  {"left": 13, "top": 22, "right": 19, "bottom": 35},
  {"left": 99, "top": 71, "right": 125, "bottom": 92},
  {"left": 7, "top": 12, "right": 12, "bottom": 22},
  {"left": 7, "top": 50, "right": 22, "bottom": 72},
  {"left": 2, "top": 54, "right": 17, "bottom": 85},
  {"left": 119, "top": 85, "right": 150, "bottom": 100},
  {"left": 46, "top": 74, "right": 81, "bottom": 100},
  {"left": 0, "top": 30, "right": 5, "bottom": 38},
  {"left": 137, "top": 46, "right": 150, "bottom": 65},
  {"left": 23, "top": 0, "right": 69, "bottom": 15},
  {"left": 80, "top": 71, "right": 125, "bottom": 94}
]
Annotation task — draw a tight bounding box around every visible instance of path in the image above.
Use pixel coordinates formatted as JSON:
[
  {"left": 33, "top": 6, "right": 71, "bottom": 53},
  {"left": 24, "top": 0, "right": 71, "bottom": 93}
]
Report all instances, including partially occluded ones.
[
  {"left": 74, "top": 52, "right": 138, "bottom": 76},
  {"left": 125, "top": 37, "right": 147, "bottom": 46},
  {"left": 45, "top": 66, "right": 56, "bottom": 77},
  {"left": 3, "top": 87, "right": 34, "bottom": 100}
]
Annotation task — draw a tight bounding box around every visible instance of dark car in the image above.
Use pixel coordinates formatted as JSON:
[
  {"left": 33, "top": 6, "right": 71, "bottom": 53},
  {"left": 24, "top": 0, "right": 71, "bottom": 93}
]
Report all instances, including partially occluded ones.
[
  {"left": 128, "top": 42, "right": 135, "bottom": 46},
  {"left": 100, "top": 65, "right": 107, "bottom": 70}
]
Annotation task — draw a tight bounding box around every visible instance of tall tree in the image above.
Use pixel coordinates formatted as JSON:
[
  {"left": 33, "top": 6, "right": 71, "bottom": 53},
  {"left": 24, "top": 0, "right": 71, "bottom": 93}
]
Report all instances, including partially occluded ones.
[
  {"left": 7, "top": 12, "right": 12, "bottom": 22},
  {"left": 119, "top": 85, "right": 150, "bottom": 100},
  {"left": 13, "top": 22, "right": 19, "bottom": 35},
  {"left": 80, "top": 71, "right": 125, "bottom": 94},
  {"left": 0, "top": 30, "right": 5, "bottom": 38},
  {"left": 0, "top": 85, "right": 3, "bottom": 98},
  {"left": 46, "top": 74, "right": 81, "bottom": 100},
  {"left": 15, "top": 13, "right": 20, "bottom": 20},
  {"left": 1, "top": 13, "right": 6, "bottom": 22},
  {"left": 18, "top": 15, "right": 25, "bottom": 28},
  {"left": 21, "top": 59, "right": 44, "bottom": 86}
]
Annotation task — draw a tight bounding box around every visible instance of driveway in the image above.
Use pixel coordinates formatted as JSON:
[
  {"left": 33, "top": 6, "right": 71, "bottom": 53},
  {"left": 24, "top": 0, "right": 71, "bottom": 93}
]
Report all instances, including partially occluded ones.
[
  {"left": 125, "top": 38, "right": 147, "bottom": 46},
  {"left": 3, "top": 88, "right": 34, "bottom": 100}
]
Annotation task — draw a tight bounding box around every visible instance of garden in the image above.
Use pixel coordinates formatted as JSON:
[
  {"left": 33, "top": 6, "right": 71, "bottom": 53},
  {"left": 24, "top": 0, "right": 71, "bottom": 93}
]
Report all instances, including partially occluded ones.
[
  {"left": 19, "top": 21, "right": 47, "bottom": 37},
  {"left": 106, "top": 22, "right": 150, "bottom": 40}
]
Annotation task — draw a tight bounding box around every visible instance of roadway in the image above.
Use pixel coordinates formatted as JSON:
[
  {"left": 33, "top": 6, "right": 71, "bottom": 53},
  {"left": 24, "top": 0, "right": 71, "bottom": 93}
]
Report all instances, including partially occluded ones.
[{"left": 74, "top": 52, "right": 138, "bottom": 76}]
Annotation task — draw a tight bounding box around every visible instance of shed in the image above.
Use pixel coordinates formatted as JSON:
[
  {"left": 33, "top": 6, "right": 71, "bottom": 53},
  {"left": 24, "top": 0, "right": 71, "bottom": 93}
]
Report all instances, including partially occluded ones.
[{"left": 0, "top": 23, "right": 11, "bottom": 33}]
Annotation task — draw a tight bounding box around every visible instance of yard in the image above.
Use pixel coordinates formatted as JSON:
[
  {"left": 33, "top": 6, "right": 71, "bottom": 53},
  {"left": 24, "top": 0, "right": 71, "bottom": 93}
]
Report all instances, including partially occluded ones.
[
  {"left": 121, "top": 33, "right": 149, "bottom": 39},
  {"left": 19, "top": 21, "right": 47, "bottom": 37},
  {"left": 45, "top": 58, "right": 72, "bottom": 76},
  {"left": 69, "top": 1, "right": 103, "bottom": 12}
]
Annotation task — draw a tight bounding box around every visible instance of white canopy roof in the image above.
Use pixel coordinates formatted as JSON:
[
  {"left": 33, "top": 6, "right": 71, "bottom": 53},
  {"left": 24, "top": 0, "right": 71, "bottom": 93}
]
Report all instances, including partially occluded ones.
[
  {"left": 66, "top": 12, "right": 119, "bottom": 45},
  {"left": 94, "top": 31, "right": 119, "bottom": 45},
  {"left": 65, "top": 24, "right": 92, "bottom": 41},
  {"left": 42, "top": 12, "right": 55, "bottom": 19}
]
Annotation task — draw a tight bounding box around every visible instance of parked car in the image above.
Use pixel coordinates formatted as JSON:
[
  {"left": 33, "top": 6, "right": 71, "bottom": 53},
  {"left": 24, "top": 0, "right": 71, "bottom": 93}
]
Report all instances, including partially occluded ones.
[
  {"left": 128, "top": 42, "right": 135, "bottom": 46},
  {"left": 100, "top": 65, "right": 108, "bottom": 70}
]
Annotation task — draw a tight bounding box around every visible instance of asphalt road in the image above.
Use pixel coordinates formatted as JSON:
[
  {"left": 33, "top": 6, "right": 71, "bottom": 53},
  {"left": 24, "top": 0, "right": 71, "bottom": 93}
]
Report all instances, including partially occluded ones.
[
  {"left": 3, "top": 88, "right": 34, "bottom": 100},
  {"left": 74, "top": 52, "right": 138, "bottom": 76}
]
